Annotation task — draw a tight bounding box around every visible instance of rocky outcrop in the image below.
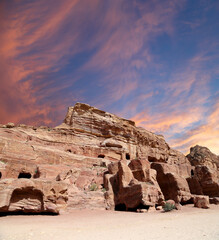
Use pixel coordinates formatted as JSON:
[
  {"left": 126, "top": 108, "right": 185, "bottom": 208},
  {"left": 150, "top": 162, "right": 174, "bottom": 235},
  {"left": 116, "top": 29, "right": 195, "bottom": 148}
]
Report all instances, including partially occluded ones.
[
  {"left": 187, "top": 145, "right": 219, "bottom": 170},
  {"left": 0, "top": 103, "right": 218, "bottom": 214},
  {"left": 104, "top": 159, "right": 164, "bottom": 211},
  {"left": 187, "top": 145, "right": 219, "bottom": 197},
  {"left": 57, "top": 103, "right": 171, "bottom": 162},
  {"left": 0, "top": 179, "right": 68, "bottom": 214},
  {"left": 151, "top": 162, "right": 192, "bottom": 204}
]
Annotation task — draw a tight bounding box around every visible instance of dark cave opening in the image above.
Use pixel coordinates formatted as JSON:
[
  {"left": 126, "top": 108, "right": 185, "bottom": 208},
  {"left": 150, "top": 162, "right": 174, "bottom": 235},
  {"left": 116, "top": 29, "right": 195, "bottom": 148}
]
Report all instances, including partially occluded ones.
[
  {"left": 115, "top": 203, "right": 151, "bottom": 212},
  {"left": 115, "top": 203, "right": 127, "bottom": 211},
  {"left": 18, "top": 172, "right": 32, "bottom": 179},
  {"left": 127, "top": 203, "right": 150, "bottom": 212}
]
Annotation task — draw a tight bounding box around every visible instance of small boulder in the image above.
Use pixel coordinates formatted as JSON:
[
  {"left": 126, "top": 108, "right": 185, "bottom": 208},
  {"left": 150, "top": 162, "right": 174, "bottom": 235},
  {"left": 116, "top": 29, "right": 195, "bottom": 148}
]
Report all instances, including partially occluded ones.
[{"left": 193, "top": 195, "right": 209, "bottom": 209}]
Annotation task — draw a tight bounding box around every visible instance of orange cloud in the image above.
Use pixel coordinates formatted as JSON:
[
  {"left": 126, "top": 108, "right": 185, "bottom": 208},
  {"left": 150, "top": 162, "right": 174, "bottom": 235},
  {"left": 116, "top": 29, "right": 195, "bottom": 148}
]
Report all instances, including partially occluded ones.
[
  {"left": 132, "top": 98, "right": 219, "bottom": 155},
  {"left": 170, "top": 99, "right": 219, "bottom": 155},
  {"left": 130, "top": 49, "right": 218, "bottom": 154},
  {"left": 0, "top": 0, "right": 91, "bottom": 126}
]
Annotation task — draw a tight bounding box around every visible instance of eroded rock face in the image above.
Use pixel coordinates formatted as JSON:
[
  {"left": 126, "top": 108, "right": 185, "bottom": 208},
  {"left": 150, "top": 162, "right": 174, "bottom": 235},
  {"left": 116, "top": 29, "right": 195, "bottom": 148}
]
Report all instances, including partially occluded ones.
[
  {"left": 57, "top": 103, "right": 171, "bottom": 162},
  {"left": 187, "top": 145, "right": 219, "bottom": 171},
  {"left": 0, "top": 103, "right": 218, "bottom": 213},
  {"left": 0, "top": 179, "right": 68, "bottom": 214},
  {"left": 151, "top": 162, "right": 192, "bottom": 204},
  {"left": 187, "top": 145, "right": 219, "bottom": 197},
  {"left": 104, "top": 159, "right": 164, "bottom": 210}
]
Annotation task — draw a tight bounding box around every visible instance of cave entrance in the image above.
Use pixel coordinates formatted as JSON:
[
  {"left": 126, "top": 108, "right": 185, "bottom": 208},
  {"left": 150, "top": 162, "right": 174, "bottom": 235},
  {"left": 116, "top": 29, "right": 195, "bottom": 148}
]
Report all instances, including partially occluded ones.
[
  {"left": 9, "top": 188, "right": 44, "bottom": 213},
  {"left": 98, "top": 154, "right": 105, "bottom": 158},
  {"left": 126, "top": 153, "right": 130, "bottom": 160},
  {"left": 127, "top": 203, "right": 150, "bottom": 212},
  {"left": 115, "top": 203, "right": 150, "bottom": 212},
  {"left": 0, "top": 172, "right": 2, "bottom": 179},
  {"left": 18, "top": 172, "right": 32, "bottom": 179},
  {"left": 191, "top": 170, "right": 194, "bottom": 176}
]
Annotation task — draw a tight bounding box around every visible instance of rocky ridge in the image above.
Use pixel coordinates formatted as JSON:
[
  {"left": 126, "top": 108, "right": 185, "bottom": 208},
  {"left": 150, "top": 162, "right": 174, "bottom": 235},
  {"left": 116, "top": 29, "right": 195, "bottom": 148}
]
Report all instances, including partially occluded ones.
[{"left": 0, "top": 103, "right": 218, "bottom": 214}]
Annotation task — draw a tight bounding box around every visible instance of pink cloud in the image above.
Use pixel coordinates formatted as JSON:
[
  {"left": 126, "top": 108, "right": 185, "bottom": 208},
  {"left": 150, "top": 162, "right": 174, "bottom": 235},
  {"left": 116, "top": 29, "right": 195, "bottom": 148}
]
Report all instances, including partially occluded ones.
[
  {"left": 130, "top": 50, "right": 217, "bottom": 154},
  {"left": 0, "top": 0, "right": 94, "bottom": 126},
  {"left": 170, "top": 98, "right": 219, "bottom": 155}
]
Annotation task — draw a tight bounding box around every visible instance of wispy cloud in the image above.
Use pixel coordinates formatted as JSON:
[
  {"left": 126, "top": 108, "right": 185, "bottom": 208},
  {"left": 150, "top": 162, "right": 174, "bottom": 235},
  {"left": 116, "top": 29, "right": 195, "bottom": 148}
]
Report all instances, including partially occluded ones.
[
  {"left": 82, "top": 0, "right": 185, "bottom": 106},
  {"left": 131, "top": 50, "right": 219, "bottom": 154},
  {"left": 0, "top": 0, "right": 218, "bottom": 155},
  {"left": 170, "top": 97, "right": 219, "bottom": 154},
  {"left": 0, "top": 0, "right": 93, "bottom": 125}
]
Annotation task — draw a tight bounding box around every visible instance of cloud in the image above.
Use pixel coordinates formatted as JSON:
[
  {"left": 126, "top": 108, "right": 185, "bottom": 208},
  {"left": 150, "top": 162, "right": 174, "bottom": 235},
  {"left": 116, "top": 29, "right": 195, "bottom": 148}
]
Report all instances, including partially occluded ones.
[
  {"left": 0, "top": 0, "right": 218, "bottom": 157},
  {"left": 170, "top": 97, "right": 219, "bottom": 155},
  {"left": 0, "top": 0, "right": 95, "bottom": 126},
  {"left": 131, "top": 51, "right": 218, "bottom": 154},
  {"left": 82, "top": 0, "right": 185, "bottom": 106}
]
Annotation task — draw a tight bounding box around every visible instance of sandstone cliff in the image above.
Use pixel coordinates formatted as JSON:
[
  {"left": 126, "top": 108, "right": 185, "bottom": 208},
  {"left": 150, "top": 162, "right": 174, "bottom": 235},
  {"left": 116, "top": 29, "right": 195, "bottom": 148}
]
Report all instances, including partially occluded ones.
[{"left": 0, "top": 103, "right": 218, "bottom": 214}]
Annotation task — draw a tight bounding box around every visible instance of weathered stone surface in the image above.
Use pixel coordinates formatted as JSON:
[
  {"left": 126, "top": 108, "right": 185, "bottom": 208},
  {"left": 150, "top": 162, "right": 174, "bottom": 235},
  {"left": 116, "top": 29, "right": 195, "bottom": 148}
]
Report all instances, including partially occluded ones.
[
  {"left": 0, "top": 179, "right": 68, "bottom": 214},
  {"left": 57, "top": 103, "right": 171, "bottom": 162},
  {"left": 187, "top": 146, "right": 219, "bottom": 197},
  {"left": 187, "top": 145, "right": 219, "bottom": 171},
  {"left": 193, "top": 195, "right": 209, "bottom": 209},
  {"left": 104, "top": 159, "right": 164, "bottom": 211},
  {"left": 151, "top": 163, "right": 192, "bottom": 204},
  {"left": 0, "top": 103, "right": 218, "bottom": 213}
]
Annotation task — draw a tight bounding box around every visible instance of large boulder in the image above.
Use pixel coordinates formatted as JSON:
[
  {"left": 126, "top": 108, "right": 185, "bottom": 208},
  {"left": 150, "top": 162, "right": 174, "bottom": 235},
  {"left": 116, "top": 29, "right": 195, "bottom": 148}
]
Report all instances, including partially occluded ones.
[
  {"left": 187, "top": 146, "right": 219, "bottom": 197},
  {"left": 104, "top": 160, "right": 164, "bottom": 211},
  {"left": 193, "top": 195, "right": 209, "bottom": 209},
  {"left": 151, "top": 162, "right": 192, "bottom": 204}
]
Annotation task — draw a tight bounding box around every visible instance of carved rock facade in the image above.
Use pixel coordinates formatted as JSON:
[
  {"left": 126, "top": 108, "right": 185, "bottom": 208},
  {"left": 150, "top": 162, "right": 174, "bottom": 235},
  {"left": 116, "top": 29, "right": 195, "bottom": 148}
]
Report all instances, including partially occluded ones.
[{"left": 0, "top": 103, "right": 218, "bottom": 213}]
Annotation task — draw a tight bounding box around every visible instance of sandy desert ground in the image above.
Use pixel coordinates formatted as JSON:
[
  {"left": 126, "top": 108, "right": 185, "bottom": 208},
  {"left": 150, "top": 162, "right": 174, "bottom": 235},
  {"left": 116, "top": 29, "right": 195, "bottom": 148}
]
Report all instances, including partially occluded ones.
[{"left": 0, "top": 205, "right": 219, "bottom": 240}]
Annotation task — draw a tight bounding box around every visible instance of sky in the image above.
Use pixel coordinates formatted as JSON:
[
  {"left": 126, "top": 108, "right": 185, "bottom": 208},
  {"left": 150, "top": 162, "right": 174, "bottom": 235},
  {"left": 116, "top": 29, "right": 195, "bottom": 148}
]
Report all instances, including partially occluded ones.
[{"left": 0, "top": 0, "right": 219, "bottom": 155}]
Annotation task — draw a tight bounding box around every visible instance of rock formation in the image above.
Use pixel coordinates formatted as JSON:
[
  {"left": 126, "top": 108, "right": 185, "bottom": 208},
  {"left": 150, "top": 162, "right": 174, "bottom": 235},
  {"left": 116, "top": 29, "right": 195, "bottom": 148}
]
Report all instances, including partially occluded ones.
[
  {"left": 186, "top": 145, "right": 219, "bottom": 198},
  {"left": 0, "top": 103, "right": 218, "bottom": 214},
  {"left": 0, "top": 179, "right": 67, "bottom": 214},
  {"left": 104, "top": 159, "right": 164, "bottom": 211}
]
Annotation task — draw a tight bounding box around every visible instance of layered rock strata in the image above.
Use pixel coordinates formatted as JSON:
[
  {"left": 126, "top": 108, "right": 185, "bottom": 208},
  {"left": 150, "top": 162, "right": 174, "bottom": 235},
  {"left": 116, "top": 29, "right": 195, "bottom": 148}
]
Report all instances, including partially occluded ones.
[
  {"left": 0, "top": 179, "right": 67, "bottom": 214},
  {"left": 104, "top": 159, "right": 164, "bottom": 210},
  {"left": 0, "top": 103, "right": 218, "bottom": 214}
]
